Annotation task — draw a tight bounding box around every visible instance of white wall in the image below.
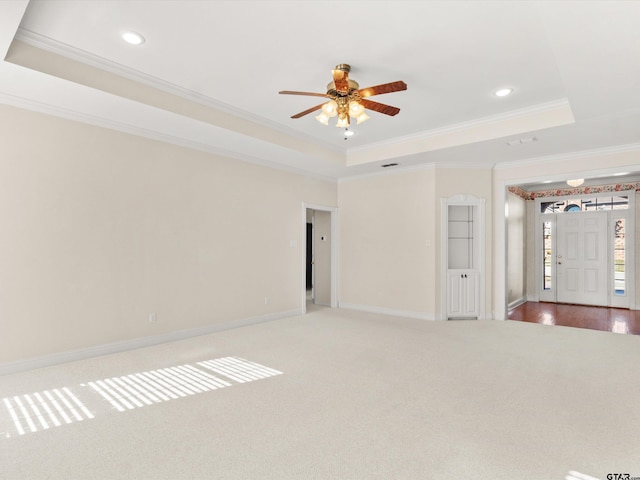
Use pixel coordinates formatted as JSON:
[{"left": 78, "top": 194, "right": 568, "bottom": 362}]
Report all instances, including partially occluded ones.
[
  {"left": 10, "top": 101, "right": 638, "bottom": 366},
  {"left": 525, "top": 200, "right": 537, "bottom": 301},
  {"left": 506, "top": 191, "right": 526, "bottom": 306},
  {"left": 339, "top": 168, "right": 437, "bottom": 318},
  {"left": 0, "top": 104, "right": 337, "bottom": 364}
]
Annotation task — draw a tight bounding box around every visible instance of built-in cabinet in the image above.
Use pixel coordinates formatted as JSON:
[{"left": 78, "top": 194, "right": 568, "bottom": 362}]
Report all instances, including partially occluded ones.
[
  {"left": 447, "top": 271, "right": 480, "bottom": 318},
  {"left": 442, "top": 195, "right": 485, "bottom": 319}
]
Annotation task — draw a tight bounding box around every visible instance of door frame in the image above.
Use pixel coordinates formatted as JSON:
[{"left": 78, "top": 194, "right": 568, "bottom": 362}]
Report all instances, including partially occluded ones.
[
  {"left": 301, "top": 203, "right": 338, "bottom": 313},
  {"left": 534, "top": 193, "right": 635, "bottom": 308}
]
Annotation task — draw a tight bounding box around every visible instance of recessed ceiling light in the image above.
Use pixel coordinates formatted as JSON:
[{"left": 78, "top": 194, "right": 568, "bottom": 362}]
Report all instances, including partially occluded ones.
[
  {"left": 122, "top": 31, "right": 145, "bottom": 45},
  {"left": 542, "top": 180, "right": 553, "bottom": 184},
  {"left": 494, "top": 88, "right": 513, "bottom": 97},
  {"left": 344, "top": 129, "right": 355, "bottom": 137},
  {"left": 613, "top": 172, "right": 628, "bottom": 176}
]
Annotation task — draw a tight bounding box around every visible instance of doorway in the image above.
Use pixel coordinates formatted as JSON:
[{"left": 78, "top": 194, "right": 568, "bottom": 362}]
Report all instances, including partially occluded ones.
[
  {"left": 302, "top": 204, "right": 337, "bottom": 313},
  {"left": 500, "top": 179, "right": 637, "bottom": 321},
  {"left": 536, "top": 200, "right": 633, "bottom": 309}
]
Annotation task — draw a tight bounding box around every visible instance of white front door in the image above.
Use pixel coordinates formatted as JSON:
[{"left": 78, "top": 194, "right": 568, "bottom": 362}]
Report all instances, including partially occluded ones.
[{"left": 556, "top": 212, "right": 608, "bottom": 306}]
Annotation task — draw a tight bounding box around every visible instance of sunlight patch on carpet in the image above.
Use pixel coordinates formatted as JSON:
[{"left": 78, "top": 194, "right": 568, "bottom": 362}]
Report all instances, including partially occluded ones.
[
  {"left": 566, "top": 471, "right": 601, "bottom": 480},
  {"left": 198, "top": 356, "right": 283, "bottom": 383},
  {"left": 1, "top": 357, "right": 282, "bottom": 438},
  {"left": 2, "top": 387, "right": 93, "bottom": 436},
  {"left": 87, "top": 364, "right": 232, "bottom": 411}
]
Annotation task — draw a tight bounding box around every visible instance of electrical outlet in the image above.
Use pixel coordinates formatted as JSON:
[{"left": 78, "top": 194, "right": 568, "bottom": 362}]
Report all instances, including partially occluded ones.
[
  {"left": 264, "top": 297, "right": 269, "bottom": 305},
  {"left": 149, "top": 313, "right": 157, "bottom": 323}
]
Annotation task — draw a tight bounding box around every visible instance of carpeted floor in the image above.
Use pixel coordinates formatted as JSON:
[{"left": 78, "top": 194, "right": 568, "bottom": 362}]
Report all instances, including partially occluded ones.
[{"left": 1, "top": 307, "right": 639, "bottom": 480}]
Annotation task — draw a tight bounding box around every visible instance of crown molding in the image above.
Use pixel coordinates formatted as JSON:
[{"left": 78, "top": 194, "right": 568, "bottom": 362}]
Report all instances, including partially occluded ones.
[
  {"left": 433, "top": 161, "right": 494, "bottom": 170},
  {"left": 348, "top": 98, "right": 572, "bottom": 157},
  {"left": 13, "top": 28, "right": 342, "bottom": 156},
  {"left": 339, "top": 162, "right": 436, "bottom": 183},
  {"left": 494, "top": 142, "right": 640, "bottom": 170},
  {"left": 0, "top": 92, "right": 339, "bottom": 183},
  {"left": 338, "top": 160, "right": 493, "bottom": 183}
]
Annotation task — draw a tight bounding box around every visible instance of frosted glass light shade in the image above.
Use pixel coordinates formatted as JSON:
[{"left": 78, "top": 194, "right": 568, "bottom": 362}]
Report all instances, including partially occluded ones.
[
  {"left": 356, "top": 112, "right": 370, "bottom": 124},
  {"left": 321, "top": 100, "right": 338, "bottom": 117},
  {"left": 336, "top": 115, "right": 349, "bottom": 128},
  {"left": 349, "top": 101, "right": 365, "bottom": 117},
  {"left": 315, "top": 113, "right": 329, "bottom": 125}
]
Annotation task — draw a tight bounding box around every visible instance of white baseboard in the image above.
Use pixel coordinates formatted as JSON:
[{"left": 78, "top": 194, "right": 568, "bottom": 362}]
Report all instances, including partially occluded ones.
[
  {"left": 0, "top": 308, "right": 302, "bottom": 376},
  {"left": 478, "top": 311, "right": 495, "bottom": 320},
  {"left": 508, "top": 297, "right": 527, "bottom": 309},
  {"left": 339, "top": 302, "right": 436, "bottom": 321}
]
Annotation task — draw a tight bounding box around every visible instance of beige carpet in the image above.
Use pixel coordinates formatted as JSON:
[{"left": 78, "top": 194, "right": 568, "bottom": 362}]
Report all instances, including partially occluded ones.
[{"left": 1, "top": 307, "right": 639, "bottom": 480}]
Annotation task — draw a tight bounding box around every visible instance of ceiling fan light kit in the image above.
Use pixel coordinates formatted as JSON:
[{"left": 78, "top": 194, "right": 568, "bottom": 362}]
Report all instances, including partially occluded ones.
[{"left": 280, "top": 64, "right": 407, "bottom": 129}]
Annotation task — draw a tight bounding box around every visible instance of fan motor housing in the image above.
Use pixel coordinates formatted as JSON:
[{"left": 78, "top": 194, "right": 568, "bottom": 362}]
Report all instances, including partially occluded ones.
[{"left": 326, "top": 79, "right": 360, "bottom": 96}]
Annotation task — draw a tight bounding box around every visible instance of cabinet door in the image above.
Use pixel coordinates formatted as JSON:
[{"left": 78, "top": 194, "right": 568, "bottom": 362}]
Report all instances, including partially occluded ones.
[
  {"left": 463, "top": 271, "right": 480, "bottom": 317},
  {"left": 447, "top": 271, "right": 479, "bottom": 318},
  {"left": 447, "top": 272, "right": 464, "bottom": 317}
]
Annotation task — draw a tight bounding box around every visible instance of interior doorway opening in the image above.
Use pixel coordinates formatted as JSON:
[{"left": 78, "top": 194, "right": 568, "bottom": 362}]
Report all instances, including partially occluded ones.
[{"left": 302, "top": 204, "right": 337, "bottom": 313}]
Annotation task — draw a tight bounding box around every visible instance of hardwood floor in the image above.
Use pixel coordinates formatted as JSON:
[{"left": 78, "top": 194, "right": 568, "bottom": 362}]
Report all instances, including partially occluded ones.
[{"left": 508, "top": 301, "right": 640, "bottom": 335}]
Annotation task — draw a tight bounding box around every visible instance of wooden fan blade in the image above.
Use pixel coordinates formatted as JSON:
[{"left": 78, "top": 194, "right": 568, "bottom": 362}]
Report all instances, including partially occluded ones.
[
  {"left": 291, "top": 103, "right": 324, "bottom": 119},
  {"left": 332, "top": 69, "right": 350, "bottom": 95},
  {"left": 360, "top": 99, "right": 401, "bottom": 116},
  {"left": 279, "top": 90, "right": 331, "bottom": 98},
  {"left": 358, "top": 81, "right": 407, "bottom": 98}
]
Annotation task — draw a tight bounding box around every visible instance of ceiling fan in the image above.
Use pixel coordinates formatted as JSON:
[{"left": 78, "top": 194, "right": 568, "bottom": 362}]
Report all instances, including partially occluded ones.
[{"left": 279, "top": 64, "right": 407, "bottom": 128}]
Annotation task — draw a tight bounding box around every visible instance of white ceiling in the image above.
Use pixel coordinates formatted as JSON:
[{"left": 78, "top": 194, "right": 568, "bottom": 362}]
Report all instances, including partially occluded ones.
[{"left": 1, "top": 0, "right": 640, "bottom": 183}]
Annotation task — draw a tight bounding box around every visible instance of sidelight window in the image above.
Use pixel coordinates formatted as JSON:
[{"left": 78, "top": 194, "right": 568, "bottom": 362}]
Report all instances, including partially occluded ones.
[
  {"left": 614, "top": 218, "right": 626, "bottom": 295},
  {"left": 542, "top": 221, "right": 552, "bottom": 291}
]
